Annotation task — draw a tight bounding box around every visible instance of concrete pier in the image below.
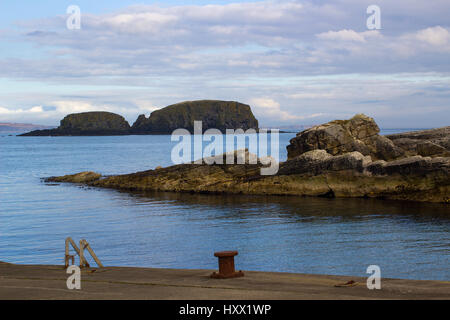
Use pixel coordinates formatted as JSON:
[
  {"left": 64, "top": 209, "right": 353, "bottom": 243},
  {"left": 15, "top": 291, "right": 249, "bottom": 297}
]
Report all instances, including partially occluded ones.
[{"left": 0, "top": 261, "right": 448, "bottom": 300}]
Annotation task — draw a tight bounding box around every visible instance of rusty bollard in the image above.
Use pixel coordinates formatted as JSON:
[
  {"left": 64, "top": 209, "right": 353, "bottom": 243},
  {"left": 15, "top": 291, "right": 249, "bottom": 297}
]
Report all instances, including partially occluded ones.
[{"left": 211, "top": 251, "right": 244, "bottom": 279}]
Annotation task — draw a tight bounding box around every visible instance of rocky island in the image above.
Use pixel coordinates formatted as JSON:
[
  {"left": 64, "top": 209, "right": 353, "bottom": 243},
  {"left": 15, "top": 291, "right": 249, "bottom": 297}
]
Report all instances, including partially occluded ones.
[
  {"left": 20, "top": 111, "right": 131, "bottom": 136},
  {"left": 20, "top": 100, "right": 259, "bottom": 136},
  {"left": 131, "top": 100, "right": 258, "bottom": 134},
  {"left": 46, "top": 114, "right": 450, "bottom": 203}
]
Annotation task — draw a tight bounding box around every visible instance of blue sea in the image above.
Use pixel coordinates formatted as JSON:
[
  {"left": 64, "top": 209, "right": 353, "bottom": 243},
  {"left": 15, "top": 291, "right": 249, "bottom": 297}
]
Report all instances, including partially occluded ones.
[{"left": 0, "top": 130, "right": 449, "bottom": 280}]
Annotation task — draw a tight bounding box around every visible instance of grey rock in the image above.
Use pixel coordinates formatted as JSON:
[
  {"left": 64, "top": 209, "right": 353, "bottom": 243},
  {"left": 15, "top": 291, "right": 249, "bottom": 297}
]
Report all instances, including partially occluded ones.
[
  {"left": 287, "top": 114, "right": 405, "bottom": 161},
  {"left": 386, "top": 126, "right": 450, "bottom": 157}
]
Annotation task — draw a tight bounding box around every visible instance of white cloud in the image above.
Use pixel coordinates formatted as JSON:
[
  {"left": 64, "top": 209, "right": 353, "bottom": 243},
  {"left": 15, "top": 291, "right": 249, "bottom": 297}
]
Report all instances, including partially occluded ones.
[
  {"left": 51, "top": 101, "right": 102, "bottom": 114},
  {"left": 249, "top": 98, "right": 325, "bottom": 121},
  {"left": 0, "top": 100, "right": 163, "bottom": 125},
  {"left": 317, "top": 29, "right": 371, "bottom": 42},
  {"left": 50, "top": 100, "right": 163, "bottom": 120},
  {"left": 250, "top": 98, "right": 280, "bottom": 109},
  {"left": 1, "top": 1, "right": 449, "bottom": 127},
  {"left": 288, "top": 92, "right": 336, "bottom": 99},
  {"left": 101, "top": 12, "right": 178, "bottom": 34},
  {"left": 416, "top": 26, "right": 450, "bottom": 47},
  {"left": 132, "top": 100, "right": 161, "bottom": 115},
  {"left": 2, "top": 1, "right": 448, "bottom": 81},
  {"left": 390, "top": 26, "right": 450, "bottom": 56},
  {"left": 0, "top": 105, "right": 49, "bottom": 123},
  {"left": 0, "top": 105, "right": 43, "bottom": 114}
]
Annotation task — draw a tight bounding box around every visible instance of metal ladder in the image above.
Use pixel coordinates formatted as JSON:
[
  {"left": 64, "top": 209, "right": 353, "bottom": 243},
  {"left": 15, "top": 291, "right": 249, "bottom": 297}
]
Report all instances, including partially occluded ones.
[{"left": 65, "top": 237, "right": 103, "bottom": 268}]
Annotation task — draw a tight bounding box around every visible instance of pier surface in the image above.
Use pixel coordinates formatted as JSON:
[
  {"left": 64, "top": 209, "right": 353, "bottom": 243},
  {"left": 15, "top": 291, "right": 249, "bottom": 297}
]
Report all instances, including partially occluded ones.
[{"left": 0, "top": 261, "right": 448, "bottom": 300}]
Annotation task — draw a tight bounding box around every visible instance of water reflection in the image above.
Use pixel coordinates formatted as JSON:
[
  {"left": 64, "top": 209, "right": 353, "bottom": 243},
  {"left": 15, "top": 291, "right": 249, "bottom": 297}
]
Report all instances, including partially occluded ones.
[{"left": 123, "top": 189, "right": 450, "bottom": 222}]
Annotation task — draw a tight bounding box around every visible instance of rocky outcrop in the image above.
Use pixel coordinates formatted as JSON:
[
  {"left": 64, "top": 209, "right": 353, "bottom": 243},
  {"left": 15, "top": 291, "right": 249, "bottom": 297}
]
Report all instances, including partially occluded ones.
[
  {"left": 20, "top": 112, "right": 131, "bottom": 136},
  {"left": 48, "top": 171, "right": 102, "bottom": 183},
  {"left": 286, "top": 114, "right": 450, "bottom": 161},
  {"left": 131, "top": 100, "right": 258, "bottom": 134},
  {"left": 386, "top": 127, "right": 450, "bottom": 157},
  {"left": 47, "top": 149, "right": 450, "bottom": 203},
  {"left": 286, "top": 114, "right": 404, "bottom": 161},
  {"left": 44, "top": 115, "right": 450, "bottom": 203}
]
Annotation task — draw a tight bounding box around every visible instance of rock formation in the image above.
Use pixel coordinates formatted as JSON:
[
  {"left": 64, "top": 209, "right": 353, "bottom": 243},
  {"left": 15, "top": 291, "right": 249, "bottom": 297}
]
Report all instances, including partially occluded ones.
[
  {"left": 45, "top": 114, "right": 450, "bottom": 203},
  {"left": 287, "top": 114, "right": 404, "bottom": 160},
  {"left": 131, "top": 100, "right": 258, "bottom": 134},
  {"left": 20, "top": 112, "right": 131, "bottom": 136},
  {"left": 386, "top": 127, "right": 450, "bottom": 157},
  {"left": 46, "top": 149, "right": 450, "bottom": 203}
]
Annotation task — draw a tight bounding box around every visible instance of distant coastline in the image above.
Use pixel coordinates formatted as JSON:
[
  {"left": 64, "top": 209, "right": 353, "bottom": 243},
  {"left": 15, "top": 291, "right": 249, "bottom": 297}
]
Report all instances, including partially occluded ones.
[{"left": 0, "top": 122, "right": 55, "bottom": 133}]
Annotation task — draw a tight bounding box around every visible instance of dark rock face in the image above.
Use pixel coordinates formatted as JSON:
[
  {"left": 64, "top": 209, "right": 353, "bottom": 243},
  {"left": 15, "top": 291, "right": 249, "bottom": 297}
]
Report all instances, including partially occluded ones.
[
  {"left": 287, "top": 114, "right": 404, "bottom": 161},
  {"left": 386, "top": 127, "right": 450, "bottom": 157},
  {"left": 131, "top": 100, "right": 258, "bottom": 134},
  {"left": 279, "top": 149, "right": 450, "bottom": 179},
  {"left": 59, "top": 112, "right": 130, "bottom": 134},
  {"left": 20, "top": 112, "right": 131, "bottom": 136},
  {"left": 365, "top": 155, "right": 449, "bottom": 176}
]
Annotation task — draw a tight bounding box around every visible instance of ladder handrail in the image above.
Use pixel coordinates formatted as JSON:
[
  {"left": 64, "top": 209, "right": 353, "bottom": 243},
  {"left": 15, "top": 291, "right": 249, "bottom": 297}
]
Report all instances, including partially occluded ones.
[
  {"left": 80, "top": 239, "right": 104, "bottom": 268},
  {"left": 65, "top": 237, "right": 103, "bottom": 268}
]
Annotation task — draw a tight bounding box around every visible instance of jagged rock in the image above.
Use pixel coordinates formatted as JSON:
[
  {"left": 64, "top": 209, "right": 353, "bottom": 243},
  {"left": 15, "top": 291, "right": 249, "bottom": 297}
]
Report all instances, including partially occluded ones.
[
  {"left": 278, "top": 150, "right": 332, "bottom": 175},
  {"left": 279, "top": 150, "right": 371, "bottom": 176},
  {"left": 287, "top": 114, "right": 404, "bottom": 161},
  {"left": 131, "top": 100, "right": 258, "bottom": 134},
  {"left": 365, "top": 160, "right": 387, "bottom": 175},
  {"left": 20, "top": 112, "right": 131, "bottom": 136},
  {"left": 326, "top": 152, "right": 372, "bottom": 172},
  {"left": 202, "top": 149, "right": 259, "bottom": 165},
  {"left": 416, "top": 141, "right": 447, "bottom": 157},
  {"left": 364, "top": 155, "right": 449, "bottom": 175},
  {"left": 386, "top": 126, "right": 450, "bottom": 157},
  {"left": 365, "top": 135, "right": 404, "bottom": 161}
]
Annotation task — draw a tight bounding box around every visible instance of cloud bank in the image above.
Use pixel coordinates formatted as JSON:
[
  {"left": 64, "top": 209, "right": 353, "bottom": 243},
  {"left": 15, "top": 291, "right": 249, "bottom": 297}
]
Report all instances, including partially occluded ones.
[{"left": 0, "top": 0, "right": 449, "bottom": 127}]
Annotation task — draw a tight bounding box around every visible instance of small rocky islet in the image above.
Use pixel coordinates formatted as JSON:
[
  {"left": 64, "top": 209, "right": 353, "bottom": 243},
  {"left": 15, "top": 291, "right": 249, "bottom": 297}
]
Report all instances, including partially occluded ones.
[{"left": 46, "top": 113, "right": 450, "bottom": 203}]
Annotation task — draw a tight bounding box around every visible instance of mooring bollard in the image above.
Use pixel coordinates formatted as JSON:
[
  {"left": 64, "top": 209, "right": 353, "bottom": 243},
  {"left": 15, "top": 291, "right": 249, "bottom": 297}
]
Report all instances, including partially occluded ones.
[{"left": 211, "top": 251, "right": 244, "bottom": 279}]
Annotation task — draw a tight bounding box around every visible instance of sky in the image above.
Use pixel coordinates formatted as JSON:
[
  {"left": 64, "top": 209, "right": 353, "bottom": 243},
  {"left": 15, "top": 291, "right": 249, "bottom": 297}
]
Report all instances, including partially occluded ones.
[{"left": 0, "top": 0, "right": 449, "bottom": 128}]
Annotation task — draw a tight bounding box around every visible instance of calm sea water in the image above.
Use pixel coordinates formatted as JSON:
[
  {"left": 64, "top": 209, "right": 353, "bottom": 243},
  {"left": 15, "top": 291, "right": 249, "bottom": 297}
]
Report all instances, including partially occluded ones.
[{"left": 0, "top": 130, "right": 449, "bottom": 280}]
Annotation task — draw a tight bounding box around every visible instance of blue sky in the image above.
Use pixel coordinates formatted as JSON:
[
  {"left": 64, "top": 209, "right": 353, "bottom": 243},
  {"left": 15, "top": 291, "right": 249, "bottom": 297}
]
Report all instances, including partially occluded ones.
[{"left": 0, "top": 0, "right": 449, "bottom": 127}]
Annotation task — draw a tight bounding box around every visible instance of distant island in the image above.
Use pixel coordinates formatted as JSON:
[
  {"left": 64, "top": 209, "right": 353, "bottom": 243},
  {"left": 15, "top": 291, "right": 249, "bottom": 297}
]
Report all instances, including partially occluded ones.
[
  {"left": 20, "top": 111, "right": 131, "bottom": 136},
  {"left": 19, "top": 100, "right": 259, "bottom": 136}
]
